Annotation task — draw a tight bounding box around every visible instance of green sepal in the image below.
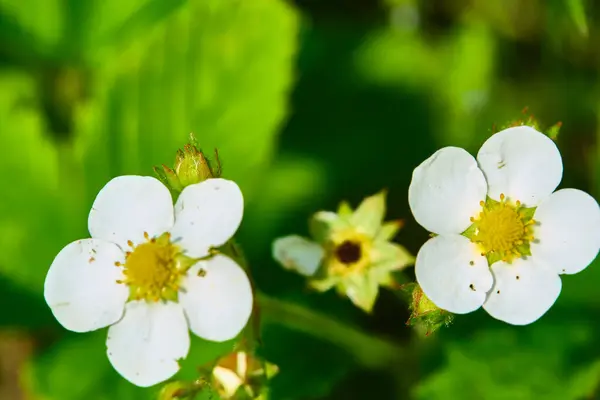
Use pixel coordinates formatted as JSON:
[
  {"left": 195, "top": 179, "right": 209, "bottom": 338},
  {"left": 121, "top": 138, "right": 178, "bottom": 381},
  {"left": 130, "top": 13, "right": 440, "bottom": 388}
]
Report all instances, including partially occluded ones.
[
  {"left": 460, "top": 222, "right": 478, "bottom": 240},
  {"left": 519, "top": 205, "right": 536, "bottom": 222},
  {"left": 349, "top": 190, "right": 387, "bottom": 237},
  {"left": 370, "top": 241, "right": 414, "bottom": 273},
  {"left": 337, "top": 201, "right": 353, "bottom": 217},
  {"left": 154, "top": 133, "right": 222, "bottom": 194},
  {"left": 485, "top": 251, "right": 503, "bottom": 266},
  {"left": 308, "top": 276, "right": 339, "bottom": 293},
  {"left": 516, "top": 242, "right": 532, "bottom": 257},
  {"left": 338, "top": 273, "right": 379, "bottom": 313},
  {"left": 375, "top": 220, "right": 403, "bottom": 241},
  {"left": 154, "top": 164, "right": 184, "bottom": 195},
  {"left": 402, "top": 283, "right": 454, "bottom": 335}
]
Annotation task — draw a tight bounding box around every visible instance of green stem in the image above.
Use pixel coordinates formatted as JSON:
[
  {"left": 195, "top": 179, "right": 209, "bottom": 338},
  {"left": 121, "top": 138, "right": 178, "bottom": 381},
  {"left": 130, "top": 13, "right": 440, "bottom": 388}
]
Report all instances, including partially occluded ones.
[
  {"left": 256, "top": 293, "right": 405, "bottom": 369},
  {"left": 221, "top": 240, "right": 406, "bottom": 368}
]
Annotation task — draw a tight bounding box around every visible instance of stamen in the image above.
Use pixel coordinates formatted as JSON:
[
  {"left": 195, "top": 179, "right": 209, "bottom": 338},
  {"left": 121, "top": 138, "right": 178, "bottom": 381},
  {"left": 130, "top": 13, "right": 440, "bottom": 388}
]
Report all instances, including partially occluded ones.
[
  {"left": 469, "top": 196, "right": 535, "bottom": 264},
  {"left": 115, "top": 232, "right": 187, "bottom": 302}
]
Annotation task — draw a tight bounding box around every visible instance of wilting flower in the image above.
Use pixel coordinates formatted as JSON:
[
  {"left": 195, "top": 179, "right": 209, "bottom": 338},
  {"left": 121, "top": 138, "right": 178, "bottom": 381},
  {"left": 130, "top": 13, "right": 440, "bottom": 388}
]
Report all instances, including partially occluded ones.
[
  {"left": 409, "top": 126, "right": 600, "bottom": 325},
  {"left": 44, "top": 176, "right": 253, "bottom": 387},
  {"left": 273, "top": 191, "right": 413, "bottom": 312}
]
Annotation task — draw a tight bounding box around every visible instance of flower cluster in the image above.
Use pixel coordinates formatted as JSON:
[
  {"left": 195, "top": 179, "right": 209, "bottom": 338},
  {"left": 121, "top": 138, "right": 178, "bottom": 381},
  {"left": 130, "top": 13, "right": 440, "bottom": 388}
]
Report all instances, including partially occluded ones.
[{"left": 42, "top": 123, "right": 600, "bottom": 395}]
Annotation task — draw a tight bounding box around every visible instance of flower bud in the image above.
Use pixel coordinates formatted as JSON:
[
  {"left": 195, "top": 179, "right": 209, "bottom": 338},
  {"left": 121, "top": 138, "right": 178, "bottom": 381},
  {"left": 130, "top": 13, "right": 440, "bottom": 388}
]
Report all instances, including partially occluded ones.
[
  {"left": 174, "top": 144, "right": 216, "bottom": 187},
  {"left": 403, "top": 283, "right": 454, "bottom": 335},
  {"left": 154, "top": 133, "right": 221, "bottom": 193}
]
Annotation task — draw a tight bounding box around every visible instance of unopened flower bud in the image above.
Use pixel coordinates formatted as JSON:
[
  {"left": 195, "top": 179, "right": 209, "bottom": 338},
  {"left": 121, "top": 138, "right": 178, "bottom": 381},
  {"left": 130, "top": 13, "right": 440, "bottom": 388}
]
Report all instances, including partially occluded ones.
[
  {"left": 154, "top": 133, "right": 222, "bottom": 193},
  {"left": 403, "top": 283, "right": 454, "bottom": 335}
]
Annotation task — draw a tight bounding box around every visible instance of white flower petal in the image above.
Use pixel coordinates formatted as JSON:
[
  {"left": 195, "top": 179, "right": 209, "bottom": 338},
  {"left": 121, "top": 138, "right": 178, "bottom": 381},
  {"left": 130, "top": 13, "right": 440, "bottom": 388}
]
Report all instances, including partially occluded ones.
[
  {"left": 88, "top": 176, "right": 174, "bottom": 248},
  {"left": 531, "top": 188, "right": 600, "bottom": 275},
  {"left": 44, "top": 239, "right": 128, "bottom": 333},
  {"left": 106, "top": 301, "right": 190, "bottom": 387},
  {"left": 180, "top": 255, "right": 253, "bottom": 342},
  {"left": 477, "top": 126, "right": 563, "bottom": 206},
  {"left": 483, "top": 258, "right": 561, "bottom": 325},
  {"left": 409, "top": 147, "right": 487, "bottom": 235},
  {"left": 415, "top": 234, "right": 493, "bottom": 314},
  {"left": 272, "top": 235, "right": 324, "bottom": 276},
  {"left": 171, "top": 179, "right": 244, "bottom": 258}
]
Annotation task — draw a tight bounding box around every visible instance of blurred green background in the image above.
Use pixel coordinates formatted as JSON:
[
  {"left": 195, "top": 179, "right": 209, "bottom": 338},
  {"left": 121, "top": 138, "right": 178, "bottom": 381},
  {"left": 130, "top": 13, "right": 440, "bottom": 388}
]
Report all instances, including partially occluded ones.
[{"left": 1, "top": 0, "right": 600, "bottom": 399}]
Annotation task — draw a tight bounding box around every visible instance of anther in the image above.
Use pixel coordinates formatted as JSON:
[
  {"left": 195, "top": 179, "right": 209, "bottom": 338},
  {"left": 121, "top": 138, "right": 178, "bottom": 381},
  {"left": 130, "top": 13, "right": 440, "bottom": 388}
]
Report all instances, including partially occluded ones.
[{"left": 127, "top": 240, "right": 134, "bottom": 248}]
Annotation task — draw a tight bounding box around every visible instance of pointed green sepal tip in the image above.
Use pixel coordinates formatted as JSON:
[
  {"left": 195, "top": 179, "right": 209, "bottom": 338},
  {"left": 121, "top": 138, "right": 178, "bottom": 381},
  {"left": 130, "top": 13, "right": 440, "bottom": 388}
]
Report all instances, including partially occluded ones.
[
  {"left": 546, "top": 121, "right": 562, "bottom": 140},
  {"left": 375, "top": 219, "right": 404, "bottom": 241},
  {"left": 154, "top": 164, "right": 184, "bottom": 193},
  {"left": 350, "top": 189, "right": 387, "bottom": 237},
  {"left": 401, "top": 283, "right": 454, "bottom": 335},
  {"left": 495, "top": 108, "right": 562, "bottom": 141}
]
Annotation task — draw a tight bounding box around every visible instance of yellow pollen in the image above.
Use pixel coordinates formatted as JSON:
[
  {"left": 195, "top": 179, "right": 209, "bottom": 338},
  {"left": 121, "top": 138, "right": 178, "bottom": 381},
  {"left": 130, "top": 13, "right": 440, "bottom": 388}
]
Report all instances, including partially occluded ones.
[
  {"left": 470, "top": 194, "right": 535, "bottom": 264},
  {"left": 118, "top": 232, "right": 186, "bottom": 302}
]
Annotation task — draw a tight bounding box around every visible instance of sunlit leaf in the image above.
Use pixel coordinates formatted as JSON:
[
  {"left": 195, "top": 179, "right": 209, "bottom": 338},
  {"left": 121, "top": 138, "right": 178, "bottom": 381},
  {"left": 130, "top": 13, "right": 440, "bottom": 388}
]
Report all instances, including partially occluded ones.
[{"left": 76, "top": 0, "right": 299, "bottom": 202}]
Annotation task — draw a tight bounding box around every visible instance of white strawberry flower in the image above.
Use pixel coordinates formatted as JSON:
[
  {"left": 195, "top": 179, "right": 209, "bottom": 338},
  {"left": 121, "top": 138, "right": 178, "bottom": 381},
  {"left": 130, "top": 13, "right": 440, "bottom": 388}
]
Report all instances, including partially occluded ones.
[
  {"left": 408, "top": 126, "right": 600, "bottom": 325},
  {"left": 44, "top": 176, "right": 253, "bottom": 387}
]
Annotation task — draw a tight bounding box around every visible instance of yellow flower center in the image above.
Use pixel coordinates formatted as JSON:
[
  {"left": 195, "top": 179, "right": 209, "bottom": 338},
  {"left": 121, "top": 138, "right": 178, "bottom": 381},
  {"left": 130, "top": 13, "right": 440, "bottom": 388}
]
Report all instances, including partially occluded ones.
[
  {"left": 468, "top": 194, "right": 535, "bottom": 264},
  {"left": 327, "top": 230, "right": 372, "bottom": 275},
  {"left": 116, "top": 232, "right": 190, "bottom": 302}
]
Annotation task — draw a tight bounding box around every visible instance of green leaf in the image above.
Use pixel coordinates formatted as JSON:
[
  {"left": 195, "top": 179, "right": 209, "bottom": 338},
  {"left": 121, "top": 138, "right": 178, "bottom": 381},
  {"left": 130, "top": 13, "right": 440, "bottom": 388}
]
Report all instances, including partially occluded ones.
[
  {"left": 77, "top": 0, "right": 299, "bottom": 202},
  {"left": 415, "top": 323, "right": 594, "bottom": 400},
  {"left": 0, "top": 72, "right": 84, "bottom": 292},
  {"left": 567, "top": 359, "right": 600, "bottom": 399},
  {"left": 566, "top": 0, "right": 589, "bottom": 37},
  {"left": 0, "top": 0, "right": 64, "bottom": 50},
  {"left": 338, "top": 273, "right": 379, "bottom": 313}
]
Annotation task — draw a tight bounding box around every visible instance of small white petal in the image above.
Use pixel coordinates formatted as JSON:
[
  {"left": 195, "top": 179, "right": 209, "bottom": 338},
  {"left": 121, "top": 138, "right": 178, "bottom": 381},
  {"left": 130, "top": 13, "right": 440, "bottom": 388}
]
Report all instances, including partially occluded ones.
[
  {"left": 44, "top": 239, "right": 128, "bottom": 333},
  {"left": 106, "top": 301, "right": 190, "bottom": 387},
  {"left": 532, "top": 188, "right": 600, "bottom": 275},
  {"left": 477, "top": 126, "right": 563, "bottom": 206},
  {"left": 483, "top": 258, "right": 561, "bottom": 325},
  {"left": 171, "top": 179, "right": 244, "bottom": 258},
  {"left": 415, "top": 234, "right": 493, "bottom": 314},
  {"left": 180, "top": 255, "right": 253, "bottom": 342},
  {"left": 88, "top": 176, "right": 174, "bottom": 248},
  {"left": 409, "top": 147, "right": 487, "bottom": 235},
  {"left": 272, "top": 235, "right": 324, "bottom": 276}
]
